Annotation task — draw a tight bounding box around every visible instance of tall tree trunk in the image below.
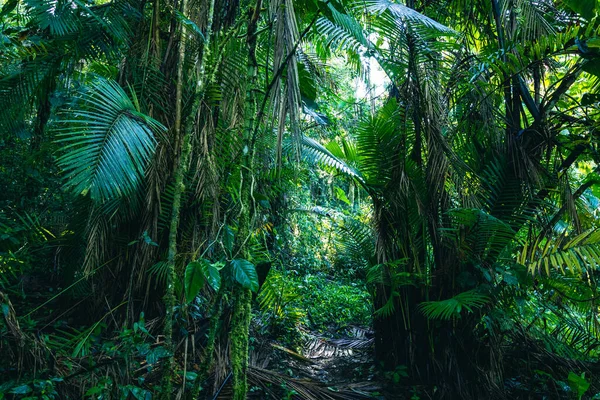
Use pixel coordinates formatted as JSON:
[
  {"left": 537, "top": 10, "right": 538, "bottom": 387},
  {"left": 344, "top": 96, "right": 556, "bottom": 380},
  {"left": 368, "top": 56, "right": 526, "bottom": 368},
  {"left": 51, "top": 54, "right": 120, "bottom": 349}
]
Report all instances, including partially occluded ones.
[
  {"left": 161, "top": 0, "right": 190, "bottom": 396},
  {"left": 230, "top": 2, "right": 262, "bottom": 398}
]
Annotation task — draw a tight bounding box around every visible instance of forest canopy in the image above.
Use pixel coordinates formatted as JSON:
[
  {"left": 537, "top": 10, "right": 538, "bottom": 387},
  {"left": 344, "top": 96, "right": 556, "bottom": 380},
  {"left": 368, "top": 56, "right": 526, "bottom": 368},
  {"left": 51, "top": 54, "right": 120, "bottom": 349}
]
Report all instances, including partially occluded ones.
[{"left": 2, "top": 0, "right": 600, "bottom": 398}]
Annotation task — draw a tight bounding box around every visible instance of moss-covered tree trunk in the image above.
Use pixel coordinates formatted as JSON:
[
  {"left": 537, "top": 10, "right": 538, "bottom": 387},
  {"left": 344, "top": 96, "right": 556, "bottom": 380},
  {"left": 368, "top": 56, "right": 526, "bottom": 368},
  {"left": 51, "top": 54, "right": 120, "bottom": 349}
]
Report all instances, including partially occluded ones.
[
  {"left": 229, "top": 2, "right": 262, "bottom": 398},
  {"left": 161, "top": 0, "right": 190, "bottom": 396}
]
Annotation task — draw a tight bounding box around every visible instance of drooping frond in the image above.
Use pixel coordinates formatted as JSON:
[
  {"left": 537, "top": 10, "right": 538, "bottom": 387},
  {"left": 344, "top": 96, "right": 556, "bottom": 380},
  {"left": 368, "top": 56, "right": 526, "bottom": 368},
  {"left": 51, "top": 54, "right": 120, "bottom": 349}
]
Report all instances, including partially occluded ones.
[
  {"left": 314, "top": 2, "right": 370, "bottom": 55},
  {"left": 520, "top": 229, "right": 600, "bottom": 275},
  {"left": 296, "top": 136, "right": 365, "bottom": 184},
  {"left": 357, "top": 0, "right": 456, "bottom": 36},
  {"left": 55, "top": 77, "right": 165, "bottom": 203},
  {"left": 354, "top": 99, "right": 403, "bottom": 189},
  {"left": 334, "top": 217, "right": 375, "bottom": 269},
  {"left": 419, "top": 290, "right": 489, "bottom": 320},
  {"left": 442, "top": 208, "right": 516, "bottom": 263},
  {"left": 24, "top": 0, "right": 80, "bottom": 36}
]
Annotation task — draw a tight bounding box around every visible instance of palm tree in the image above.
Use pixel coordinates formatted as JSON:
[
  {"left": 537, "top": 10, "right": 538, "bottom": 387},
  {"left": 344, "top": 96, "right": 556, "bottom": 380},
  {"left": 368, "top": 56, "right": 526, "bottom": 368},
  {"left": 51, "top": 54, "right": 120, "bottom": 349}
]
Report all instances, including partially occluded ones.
[{"left": 304, "top": 0, "right": 600, "bottom": 395}]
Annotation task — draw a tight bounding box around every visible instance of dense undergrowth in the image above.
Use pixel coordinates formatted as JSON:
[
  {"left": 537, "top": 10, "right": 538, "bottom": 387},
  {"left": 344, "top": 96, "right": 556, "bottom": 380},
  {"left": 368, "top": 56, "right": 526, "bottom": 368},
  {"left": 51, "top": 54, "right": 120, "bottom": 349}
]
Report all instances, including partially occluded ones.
[
  {"left": 258, "top": 271, "right": 371, "bottom": 336},
  {"left": 3, "top": 0, "right": 600, "bottom": 398}
]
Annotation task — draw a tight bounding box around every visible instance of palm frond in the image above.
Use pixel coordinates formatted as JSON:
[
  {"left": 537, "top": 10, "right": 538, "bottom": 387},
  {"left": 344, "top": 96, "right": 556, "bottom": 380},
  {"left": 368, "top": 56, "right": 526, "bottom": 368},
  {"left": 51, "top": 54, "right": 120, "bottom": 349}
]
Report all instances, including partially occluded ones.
[
  {"left": 521, "top": 229, "right": 600, "bottom": 275},
  {"left": 357, "top": 0, "right": 455, "bottom": 36},
  {"left": 55, "top": 77, "right": 165, "bottom": 202},
  {"left": 25, "top": 0, "right": 79, "bottom": 36},
  {"left": 314, "top": 3, "right": 369, "bottom": 54},
  {"left": 334, "top": 217, "right": 375, "bottom": 269},
  {"left": 296, "top": 136, "right": 364, "bottom": 184},
  {"left": 442, "top": 208, "right": 516, "bottom": 263},
  {"left": 419, "top": 290, "right": 489, "bottom": 320}
]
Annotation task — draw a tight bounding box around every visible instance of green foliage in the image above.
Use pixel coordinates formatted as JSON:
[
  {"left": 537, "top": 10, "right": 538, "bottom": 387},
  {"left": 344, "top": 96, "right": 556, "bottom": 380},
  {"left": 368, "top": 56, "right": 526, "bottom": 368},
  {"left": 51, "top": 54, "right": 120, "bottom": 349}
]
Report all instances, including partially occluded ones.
[
  {"left": 295, "top": 273, "right": 371, "bottom": 330},
  {"left": 0, "top": 378, "right": 62, "bottom": 399},
  {"left": 257, "top": 270, "right": 305, "bottom": 343},
  {"left": 24, "top": 0, "right": 80, "bottom": 36},
  {"left": 296, "top": 136, "right": 363, "bottom": 182},
  {"left": 231, "top": 258, "right": 259, "bottom": 292},
  {"left": 562, "top": 0, "right": 597, "bottom": 20},
  {"left": 4, "top": 0, "right": 600, "bottom": 398},
  {"left": 184, "top": 261, "right": 205, "bottom": 303},
  {"left": 184, "top": 258, "right": 221, "bottom": 302},
  {"left": 568, "top": 371, "right": 591, "bottom": 400},
  {"left": 521, "top": 229, "right": 600, "bottom": 276},
  {"left": 419, "top": 290, "right": 489, "bottom": 321},
  {"left": 257, "top": 270, "right": 371, "bottom": 345},
  {"left": 55, "top": 77, "right": 165, "bottom": 202}
]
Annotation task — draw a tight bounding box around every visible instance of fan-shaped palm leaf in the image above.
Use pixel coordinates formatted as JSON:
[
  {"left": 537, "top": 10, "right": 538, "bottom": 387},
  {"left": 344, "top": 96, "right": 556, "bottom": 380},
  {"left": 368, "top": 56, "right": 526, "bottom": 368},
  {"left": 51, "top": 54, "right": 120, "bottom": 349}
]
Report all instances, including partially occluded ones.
[
  {"left": 357, "top": 0, "right": 456, "bottom": 36},
  {"left": 25, "top": 0, "right": 79, "bottom": 36},
  {"left": 55, "top": 77, "right": 165, "bottom": 202}
]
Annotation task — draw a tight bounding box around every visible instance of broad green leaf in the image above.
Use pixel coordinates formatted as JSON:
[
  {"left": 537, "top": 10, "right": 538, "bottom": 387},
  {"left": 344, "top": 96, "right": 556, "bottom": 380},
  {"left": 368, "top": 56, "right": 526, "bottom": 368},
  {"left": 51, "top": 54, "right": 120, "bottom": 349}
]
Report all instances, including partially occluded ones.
[
  {"left": 146, "top": 346, "right": 170, "bottom": 365},
  {"left": 582, "top": 58, "right": 600, "bottom": 77},
  {"left": 0, "top": 0, "right": 17, "bottom": 16},
  {"left": 223, "top": 226, "right": 235, "bottom": 253},
  {"left": 231, "top": 259, "right": 259, "bottom": 292},
  {"left": 85, "top": 386, "right": 103, "bottom": 396},
  {"left": 199, "top": 259, "right": 221, "bottom": 291},
  {"left": 185, "top": 261, "right": 205, "bottom": 302},
  {"left": 581, "top": 93, "right": 600, "bottom": 105},
  {"left": 563, "top": 0, "right": 597, "bottom": 20},
  {"left": 298, "top": 62, "right": 317, "bottom": 103}
]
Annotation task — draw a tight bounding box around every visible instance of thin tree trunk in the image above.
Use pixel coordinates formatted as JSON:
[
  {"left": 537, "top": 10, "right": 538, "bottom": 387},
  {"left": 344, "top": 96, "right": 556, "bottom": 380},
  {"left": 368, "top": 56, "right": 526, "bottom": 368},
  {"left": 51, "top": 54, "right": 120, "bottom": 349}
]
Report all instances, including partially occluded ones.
[
  {"left": 229, "top": 2, "right": 262, "bottom": 398},
  {"left": 161, "top": 0, "right": 190, "bottom": 396}
]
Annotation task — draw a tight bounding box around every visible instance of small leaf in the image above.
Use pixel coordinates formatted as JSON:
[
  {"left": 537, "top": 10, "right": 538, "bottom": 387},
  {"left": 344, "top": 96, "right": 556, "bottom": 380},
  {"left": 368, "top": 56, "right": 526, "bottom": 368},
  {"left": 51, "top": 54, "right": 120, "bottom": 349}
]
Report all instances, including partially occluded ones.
[
  {"left": 85, "top": 386, "right": 103, "bottom": 397},
  {"left": 185, "top": 261, "right": 205, "bottom": 303},
  {"left": 185, "top": 371, "right": 198, "bottom": 381},
  {"left": 142, "top": 231, "right": 158, "bottom": 246},
  {"left": 568, "top": 371, "right": 590, "bottom": 399},
  {"left": 231, "top": 259, "right": 259, "bottom": 292},
  {"left": 334, "top": 186, "right": 351, "bottom": 205},
  {"left": 10, "top": 385, "right": 32, "bottom": 395},
  {"left": 175, "top": 10, "right": 205, "bottom": 41}
]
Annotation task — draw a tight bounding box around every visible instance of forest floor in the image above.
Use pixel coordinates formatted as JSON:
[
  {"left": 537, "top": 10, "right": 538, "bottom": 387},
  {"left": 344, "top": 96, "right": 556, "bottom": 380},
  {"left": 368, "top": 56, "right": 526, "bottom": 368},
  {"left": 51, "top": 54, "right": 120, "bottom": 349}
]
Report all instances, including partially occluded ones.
[{"left": 215, "top": 326, "right": 384, "bottom": 399}]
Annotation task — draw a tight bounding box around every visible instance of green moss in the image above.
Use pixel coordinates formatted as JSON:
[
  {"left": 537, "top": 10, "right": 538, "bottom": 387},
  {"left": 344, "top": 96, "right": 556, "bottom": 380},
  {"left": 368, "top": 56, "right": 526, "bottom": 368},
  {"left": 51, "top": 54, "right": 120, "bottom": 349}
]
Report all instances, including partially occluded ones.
[
  {"left": 230, "top": 286, "right": 252, "bottom": 400},
  {"left": 191, "top": 287, "right": 224, "bottom": 398}
]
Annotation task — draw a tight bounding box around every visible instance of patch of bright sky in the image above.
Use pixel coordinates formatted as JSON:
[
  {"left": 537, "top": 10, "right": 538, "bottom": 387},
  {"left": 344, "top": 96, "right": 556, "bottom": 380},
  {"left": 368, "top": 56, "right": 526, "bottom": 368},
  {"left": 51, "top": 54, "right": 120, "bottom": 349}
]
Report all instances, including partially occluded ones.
[
  {"left": 355, "top": 33, "right": 390, "bottom": 101},
  {"left": 354, "top": 55, "right": 389, "bottom": 100}
]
